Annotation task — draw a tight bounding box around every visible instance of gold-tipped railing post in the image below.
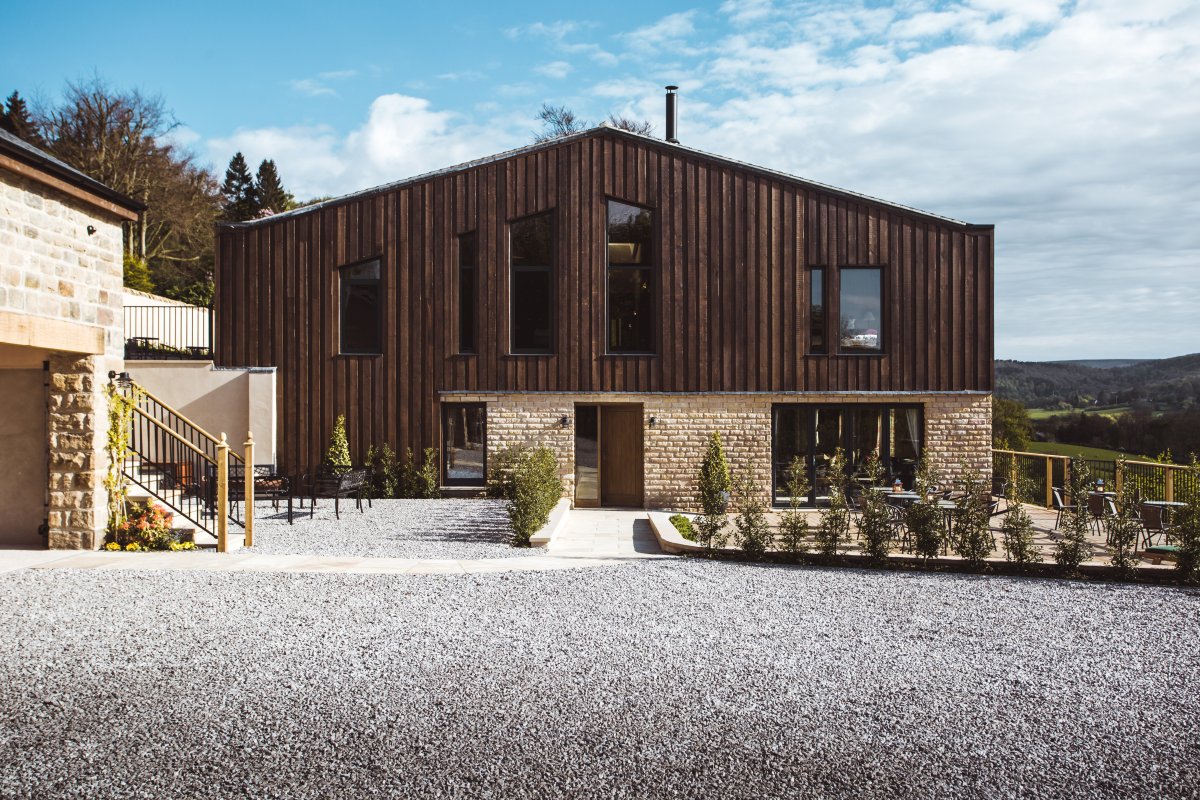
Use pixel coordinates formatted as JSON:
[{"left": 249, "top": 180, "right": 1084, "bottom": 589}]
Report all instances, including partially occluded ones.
[
  {"left": 216, "top": 433, "right": 229, "bottom": 553},
  {"left": 244, "top": 431, "right": 255, "bottom": 548},
  {"left": 1045, "top": 456, "right": 1053, "bottom": 508},
  {"left": 1165, "top": 467, "right": 1174, "bottom": 503}
]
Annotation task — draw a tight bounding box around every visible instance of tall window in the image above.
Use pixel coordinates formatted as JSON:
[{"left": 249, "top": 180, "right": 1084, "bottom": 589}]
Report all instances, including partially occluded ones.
[
  {"left": 339, "top": 259, "right": 381, "bottom": 354},
  {"left": 839, "top": 267, "right": 883, "bottom": 353},
  {"left": 606, "top": 200, "right": 655, "bottom": 353},
  {"left": 809, "top": 267, "right": 825, "bottom": 353},
  {"left": 459, "top": 233, "right": 476, "bottom": 354},
  {"left": 443, "top": 403, "right": 487, "bottom": 486},
  {"left": 510, "top": 213, "right": 553, "bottom": 353}
]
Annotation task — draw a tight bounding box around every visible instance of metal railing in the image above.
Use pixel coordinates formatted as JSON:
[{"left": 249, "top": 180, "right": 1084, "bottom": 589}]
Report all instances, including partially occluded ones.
[
  {"left": 123, "top": 304, "right": 213, "bottom": 360},
  {"left": 117, "top": 380, "right": 253, "bottom": 550},
  {"left": 993, "top": 449, "right": 1197, "bottom": 507}
]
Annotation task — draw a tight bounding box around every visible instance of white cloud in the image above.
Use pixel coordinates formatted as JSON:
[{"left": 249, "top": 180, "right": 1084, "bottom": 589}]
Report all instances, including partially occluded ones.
[
  {"left": 208, "top": 95, "right": 528, "bottom": 201},
  {"left": 720, "top": 0, "right": 774, "bottom": 26},
  {"left": 506, "top": 19, "right": 617, "bottom": 65},
  {"left": 534, "top": 61, "right": 573, "bottom": 79},
  {"left": 622, "top": 11, "right": 700, "bottom": 55},
  {"left": 287, "top": 69, "right": 359, "bottom": 98}
]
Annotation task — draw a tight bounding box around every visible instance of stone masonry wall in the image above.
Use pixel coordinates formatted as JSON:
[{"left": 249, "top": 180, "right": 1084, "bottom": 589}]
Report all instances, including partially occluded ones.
[
  {"left": 0, "top": 169, "right": 125, "bottom": 358},
  {"left": 46, "top": 354, "right": 109, "bottom": 549},
  {"left": 2, "top": 166, "right": 125, "bottom": 548},
  {"left": 443, "top": 392, "right": 992, "bottom": 511}
]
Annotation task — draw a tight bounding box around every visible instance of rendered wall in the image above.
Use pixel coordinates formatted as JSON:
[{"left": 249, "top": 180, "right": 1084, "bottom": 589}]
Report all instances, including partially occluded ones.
[{"left": 0, "top": 369, "right": 46, "bottom": 547}]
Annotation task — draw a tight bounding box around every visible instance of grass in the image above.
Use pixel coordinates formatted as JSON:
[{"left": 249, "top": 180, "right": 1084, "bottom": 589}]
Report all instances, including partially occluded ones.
[
  {"left": 1027, "top": 404, "right": 1132, "bottom": 421},
  {"left": 1023, "top": 441, "right": 1153, "bottom": 462}
]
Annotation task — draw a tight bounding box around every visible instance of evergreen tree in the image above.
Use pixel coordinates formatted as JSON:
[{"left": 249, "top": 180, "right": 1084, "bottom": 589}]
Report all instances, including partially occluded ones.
[
  {"left": 255, "top": 159, "right": 293, "bottom": 215},
  {"left": 221, "top": 151, "right": 259, "bottom": 221},
  {"left": 0, "top": 90, "right": 45, "bottom": 146}
]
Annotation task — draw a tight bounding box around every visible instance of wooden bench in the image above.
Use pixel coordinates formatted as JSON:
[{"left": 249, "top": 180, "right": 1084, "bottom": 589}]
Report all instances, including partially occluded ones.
[{"left": 308, "top": 468, "right": 371, "bottom": 520}]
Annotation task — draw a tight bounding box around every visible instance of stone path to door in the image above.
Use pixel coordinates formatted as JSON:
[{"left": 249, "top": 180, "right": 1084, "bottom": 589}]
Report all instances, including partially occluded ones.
[{"left": 0, "top": 509, "right": 666, "bottom": 576}]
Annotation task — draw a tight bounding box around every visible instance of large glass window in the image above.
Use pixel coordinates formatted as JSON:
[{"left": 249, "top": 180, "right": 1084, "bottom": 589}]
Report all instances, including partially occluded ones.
[
  {"left": 339, "top": 259, "right": 381, "bottom": 354},
  {"left": 510, "top": 213, "right": 553, "bottom": 353},
  {"left": 772, "top": 404, "right": 922, "bottom": 505},
  {"left": 443, "top": 403, "right": 487, "bottom": 486},
  {"left": 809, "top": 267, "right": 825, "bottom": 353},
  {"left": 606, "top": 200, "right": 655, "bottom": 353},
  {"left": 839, "top": 267, "right": 882, "bottom": 353},
  {"left": 459, "top": 233, "right": 476, "bottom": 354}
]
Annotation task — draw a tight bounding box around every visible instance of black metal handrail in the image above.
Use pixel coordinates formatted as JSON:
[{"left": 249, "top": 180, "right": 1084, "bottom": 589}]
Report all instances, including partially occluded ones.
[{"left": 123, "top": 304, "right": 213, "bottom": 361}]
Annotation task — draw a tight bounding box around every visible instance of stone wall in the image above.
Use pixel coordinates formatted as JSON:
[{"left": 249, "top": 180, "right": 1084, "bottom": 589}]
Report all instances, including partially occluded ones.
[
  {"left": 0, "top": 169, "right": 125, "bottom": 359},
  {"left": 46, "top": 355, "right": 109, "bottom": 549},
  {"left": 443, "top": 391, "right": 992, "bottom": 511}
]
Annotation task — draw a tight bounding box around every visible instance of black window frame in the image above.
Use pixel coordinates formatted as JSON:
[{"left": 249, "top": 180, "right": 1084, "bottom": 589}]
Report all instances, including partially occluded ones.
[
  {"left": 458, "top": 232, "right": 477, "bottom": 355},
  {"left": 605, "top": 197, "right": 657, "bottom": 355},
  {"left": 338, "top": 257, "right": 383, "bottom": 356},
  {"left": 770, "top": 402, "right": 924, "bottom": 507},
  {"left": 442, "top": 402, "right": 488, "bottom": 487},
  {"left": 508, "top": 211, "right": 555, "bottom": 355},
  {"left": 808, "top": 266, "right": 826, "bottom": 355},
  {"left": 837, "top": 266, "right": 885, "bottom": 356}
]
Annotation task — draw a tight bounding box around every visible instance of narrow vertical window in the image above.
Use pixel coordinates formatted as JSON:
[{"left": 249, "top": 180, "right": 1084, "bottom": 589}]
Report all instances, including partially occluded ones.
[
  {"left": 339, "top": 259, "right": 381, "bottom": 354},
  {"left": 606, "top": 200, "right": 655, "bottom": 353},
  {"left": 510, "top": 213, "right": 553, "bottom": 353},
  {"left": 809, "top": 267, "right": 825, "bottom": 354},
  {"left": 458, "top": 233, "right": 476, "bottom": 354},
  {"left": 839, "top": 267, "right": 882, "bottom": 353}
]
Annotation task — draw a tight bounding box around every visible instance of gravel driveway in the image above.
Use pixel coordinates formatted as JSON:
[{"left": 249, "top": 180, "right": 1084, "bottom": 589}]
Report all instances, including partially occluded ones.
[
  {"left": 248, "top": 498, "right": 537, "bottom": 559},
  {"left": 1, "top": 560, "right": 1197, "bottom": 798}
]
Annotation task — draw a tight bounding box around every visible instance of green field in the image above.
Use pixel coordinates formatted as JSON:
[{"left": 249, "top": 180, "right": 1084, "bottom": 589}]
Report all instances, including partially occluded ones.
[
  {"left": 1027, "top": 404, "right": 1132, "bottom": 421},
  {"left": 1022, "top": 441, "right": 1152, "bottom": 462}
]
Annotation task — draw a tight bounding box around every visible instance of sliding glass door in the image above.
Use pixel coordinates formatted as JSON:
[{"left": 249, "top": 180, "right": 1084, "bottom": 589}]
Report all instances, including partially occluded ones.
[{"left": 772, "top": 404, "right": 923, "bottom": 505}]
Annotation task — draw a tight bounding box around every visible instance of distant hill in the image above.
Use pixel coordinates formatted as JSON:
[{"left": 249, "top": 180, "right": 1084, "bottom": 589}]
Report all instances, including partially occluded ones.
[
  {"left": 996, "top": 353, "right": 1200, "bottom": 410},
  {"left": 1049, "top": 359, "right": 1149, "bottom": 370}
]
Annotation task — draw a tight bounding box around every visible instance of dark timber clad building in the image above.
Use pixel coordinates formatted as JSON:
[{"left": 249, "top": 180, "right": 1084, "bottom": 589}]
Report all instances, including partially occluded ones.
[{"left": 215, "top": 120, "right": 994, "bottom": 509}]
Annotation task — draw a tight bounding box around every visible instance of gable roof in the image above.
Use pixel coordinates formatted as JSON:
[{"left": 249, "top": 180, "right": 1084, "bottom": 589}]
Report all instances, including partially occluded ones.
[
  {"left": 222, "top": 125, "right": 990, "bottom": 231},
  {"left": 0, "top": 127, "right": 144, "bottom": 213}
]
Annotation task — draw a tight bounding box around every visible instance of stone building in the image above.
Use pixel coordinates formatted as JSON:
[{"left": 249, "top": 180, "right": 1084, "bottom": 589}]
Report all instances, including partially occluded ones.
[
  {"left": 0, "top": 128, "right": 142, "bottom": 548},
  {"left": 215, "top": 99, "right": 994, "bottom": 510}
]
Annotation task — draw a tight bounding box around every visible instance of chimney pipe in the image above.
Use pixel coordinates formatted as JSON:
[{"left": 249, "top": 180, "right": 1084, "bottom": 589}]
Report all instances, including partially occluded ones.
[{"left": 665, "top": 86, "right": 679, "bottom": 144}]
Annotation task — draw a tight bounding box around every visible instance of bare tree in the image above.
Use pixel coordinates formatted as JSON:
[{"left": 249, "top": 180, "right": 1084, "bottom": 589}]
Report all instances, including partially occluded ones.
[
  {"left": 607, "top": 114, "right": 654, "bottom": 136},
  {"left": 534, "top": 103, "right": 588, "bottom": 142},
  {"left": 37, "top": 79, "right": 221, "bottom": 303}
]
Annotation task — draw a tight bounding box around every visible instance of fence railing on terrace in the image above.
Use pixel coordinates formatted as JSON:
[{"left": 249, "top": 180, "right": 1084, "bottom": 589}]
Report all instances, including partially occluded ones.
[
  {"left": 124, "top": 304, "right": 213, "bottom": 360},
  {"left": 992, "top": 448, "right": 1197, "bottom": 507}
]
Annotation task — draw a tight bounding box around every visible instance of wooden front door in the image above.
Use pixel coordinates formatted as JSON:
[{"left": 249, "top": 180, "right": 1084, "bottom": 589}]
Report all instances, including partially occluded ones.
[{"left": 599, "top": 405, "right": 644, "bottom": 507}]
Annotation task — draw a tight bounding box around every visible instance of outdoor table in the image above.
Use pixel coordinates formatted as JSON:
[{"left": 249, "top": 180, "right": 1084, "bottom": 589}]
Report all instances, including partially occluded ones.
[{"left": 1144, "top": 500, "right": 1187, "bottom": 525}]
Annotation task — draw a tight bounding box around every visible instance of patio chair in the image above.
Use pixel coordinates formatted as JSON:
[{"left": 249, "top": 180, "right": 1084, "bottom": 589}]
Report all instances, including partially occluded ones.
[
  {"left": 309, "top": 467, "right": 372, "bottom": 520},
  {"left": 885, "top": 502, "right": 910, "bottom": 552},
  {"left": 1052, "top": 487, "right": 1075, "bottom": 530},
  {"left": 991, "top": 479, "right": 1009, "bottom": 516},
  {"left": 1086, "top": 493, "right": 1114, "bottom": 535},
  {"left": 1139, "top": 503, "right": 1172, "bottom": 550}
]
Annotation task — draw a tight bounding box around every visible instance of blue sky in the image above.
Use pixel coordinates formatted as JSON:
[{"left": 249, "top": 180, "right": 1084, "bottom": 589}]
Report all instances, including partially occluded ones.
[{"left": 5, "top": 0, "right": 1199, "bottom": 361}]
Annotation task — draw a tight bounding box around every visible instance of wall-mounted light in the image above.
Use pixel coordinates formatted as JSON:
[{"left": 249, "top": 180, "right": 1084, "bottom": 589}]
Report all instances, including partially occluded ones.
[
  {"left": 107, "top": 370, "right": 133, "bottom": 388},
  {"left": 86, "top": 225, "right": 97, "bottom": 236},
  {"left": 648, "top": 416, "right": 658, "bottom": 428},
  {"left": 559, "top": 415, "right": 570, "bottom": 429}
]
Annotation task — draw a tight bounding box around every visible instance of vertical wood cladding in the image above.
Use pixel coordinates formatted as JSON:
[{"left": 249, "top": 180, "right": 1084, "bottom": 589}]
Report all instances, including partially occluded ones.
[{"left": 215, "top": 130, "right": 994, "bottom": 471}]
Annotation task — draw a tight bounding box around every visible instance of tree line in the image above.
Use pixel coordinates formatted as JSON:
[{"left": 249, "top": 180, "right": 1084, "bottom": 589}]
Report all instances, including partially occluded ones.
[{"left": 2, "top": 82, "right": 297, "bottom": 305}]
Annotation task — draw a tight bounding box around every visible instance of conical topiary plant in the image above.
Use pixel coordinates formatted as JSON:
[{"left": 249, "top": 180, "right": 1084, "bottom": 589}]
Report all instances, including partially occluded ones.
[{"left": 325, "top": 414, "right": 351, "bottom": 473}]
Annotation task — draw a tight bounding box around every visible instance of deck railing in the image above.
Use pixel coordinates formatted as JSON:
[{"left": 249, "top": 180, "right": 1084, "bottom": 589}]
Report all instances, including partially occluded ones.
[
  {"left": 993, "top": 449, "right": 1197, "bottom": 507},
  {"left": 123, "top": 304, "right": 213, "bottom": 360}
]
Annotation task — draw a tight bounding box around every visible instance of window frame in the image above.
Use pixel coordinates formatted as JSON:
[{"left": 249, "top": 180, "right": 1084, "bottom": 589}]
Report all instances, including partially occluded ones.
[
  {"left": 458, "top": 232, "right": 477, "bottom": 355},
  {"left": 441, "top": 402, "right": 488, "bottom": 487},
  {"left": 337, "top": 257, "right": 383, "bottom": 356},
  {"left": 508, "top": 211, "right": 556, "bottom": 355},
  {"left": 808, "top": 266, "right": 826, "bottom": 355},
  {"left": 604, "top": 197, "right": 658, "bottom": 356},
  {"left": 836, "top": 266, "right": 885, "bottom": 356}
]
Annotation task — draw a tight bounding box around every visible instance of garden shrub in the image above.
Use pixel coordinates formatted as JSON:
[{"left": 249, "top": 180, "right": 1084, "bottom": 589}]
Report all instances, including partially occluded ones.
[
  {"left": 669, "top": 514, "right": 696, "bottom": 542},
  {"left": 906, "top": 454, "right": 943, "bottom": 561},
  {"left": 365, "top": 443, "right": 400, "bottom": 498},
  {"left": 506, "top": 446, "right": 564, "bottom": 546},
  {"left": 778, "top": 456, "right": 810, "bottom": 555},
  {"left": 1000, "top": 476, "right": 1042, "bottom": 569},
  {"left": 485, "top": 445, "right": 523, "bottom": 500},
  {"left": 814, "top": 448, "right": 850, "bottom": 556},
  {"left": 324, "top": 414, "right": 351, "bottom": 473},
  {"left": 1173, "top": 460, "right": 1200, "bottom": 580},
  {"left": 732, "top": 473, "right": 771, "bottom": 558},
  {"left": 695, "top": 431, "right": 731, "bottom": 549},
  {"left": 1054, "top": 458, "right": 1094, "bottom": 570},
  {"left": 105, "top": 501, "right": 195, "bottom": 551},
  {"left": 952, "top": 470, "right": 994, "bottom": 568},
  {"left": 415, "top": 447, "right": 442, "bottom": 499},
  {"left": 1104, "top": 462, "right": 1142, "bottom": 576},
  {"left": 856, "top": 452, "right": 893, "bottom": 561}
]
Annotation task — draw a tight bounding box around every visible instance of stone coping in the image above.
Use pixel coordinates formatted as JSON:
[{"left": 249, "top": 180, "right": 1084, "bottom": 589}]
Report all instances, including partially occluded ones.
[{"left": 530, "top": 498, "right": 571, "bottom": 547}]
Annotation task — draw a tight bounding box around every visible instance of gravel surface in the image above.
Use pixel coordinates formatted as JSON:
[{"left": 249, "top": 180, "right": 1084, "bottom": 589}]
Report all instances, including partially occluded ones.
[
  {"left": 248, "top": 498, "right": 538, "bottom": 559},
  {"left": 1, "top": 561, "right": 1198, "bottom": 799}
]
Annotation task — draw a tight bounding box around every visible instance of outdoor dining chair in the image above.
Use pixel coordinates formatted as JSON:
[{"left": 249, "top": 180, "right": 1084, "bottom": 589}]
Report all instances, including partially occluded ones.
[
  {"left": 1052, "top": 487, "right": 1075, "bottom": 530},
  {"left": 1139, "top": 503, "right": 1172, "bottom": 550},
  {"left": 1086, "top": 493, "right": 1114, "bottom": 535}
]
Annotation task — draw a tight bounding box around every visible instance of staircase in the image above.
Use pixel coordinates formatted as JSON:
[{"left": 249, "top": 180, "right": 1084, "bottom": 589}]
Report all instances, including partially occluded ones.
[{"left": 116, "top": 381, "right": 248, "bottom": 550}]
